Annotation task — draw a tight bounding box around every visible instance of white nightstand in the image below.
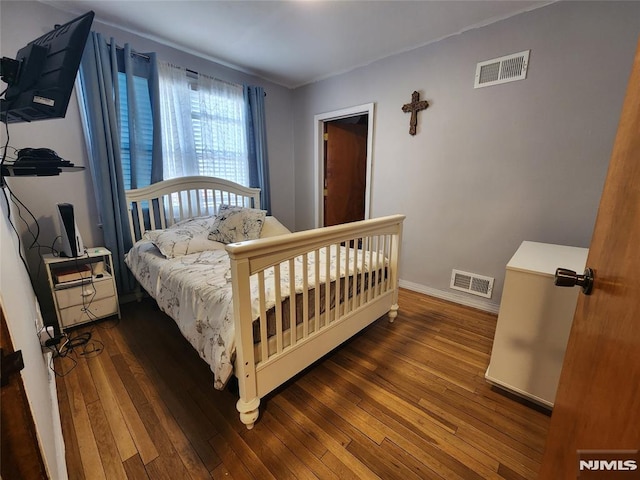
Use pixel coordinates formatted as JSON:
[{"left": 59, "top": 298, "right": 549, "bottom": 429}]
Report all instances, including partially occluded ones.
[{"left": 43, "top": 247, "right": 121, "bottom": 331}]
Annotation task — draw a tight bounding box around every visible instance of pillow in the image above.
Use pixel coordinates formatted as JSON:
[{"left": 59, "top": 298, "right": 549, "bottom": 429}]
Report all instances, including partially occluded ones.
[
  {"left": 143, "top": 216, "right": 224, "bottom": 258},
  {"left": 208, "top": 205, "right": 266, "bottom": 244},
  {"left": 260, "top": 216, "right": 292, "bottom": 238}
]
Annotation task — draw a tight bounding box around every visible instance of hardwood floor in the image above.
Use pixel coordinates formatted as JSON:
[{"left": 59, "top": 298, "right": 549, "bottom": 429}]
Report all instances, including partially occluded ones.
[{"left": 56, "top": 288, "right": 550, "bottom": 479}]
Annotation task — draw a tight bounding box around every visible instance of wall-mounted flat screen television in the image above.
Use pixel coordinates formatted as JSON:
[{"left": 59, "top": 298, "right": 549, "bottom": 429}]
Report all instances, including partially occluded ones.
[{"left": 0, "top": 11, "right": 94, "bottom": 124}]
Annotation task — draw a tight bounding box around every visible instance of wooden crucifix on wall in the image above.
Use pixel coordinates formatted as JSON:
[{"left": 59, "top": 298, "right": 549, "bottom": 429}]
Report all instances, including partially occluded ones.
[{"left": 402, "top": 91, "right": 429, "bottom": 135}]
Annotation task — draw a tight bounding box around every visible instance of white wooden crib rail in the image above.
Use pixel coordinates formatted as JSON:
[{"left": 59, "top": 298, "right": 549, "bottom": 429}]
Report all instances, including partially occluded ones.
[
  {"left": 125, "top": 176, "right": 261, "bottom": 240},
  {"left": 226, "top": 214, "right": 405, "bottom": 428}
]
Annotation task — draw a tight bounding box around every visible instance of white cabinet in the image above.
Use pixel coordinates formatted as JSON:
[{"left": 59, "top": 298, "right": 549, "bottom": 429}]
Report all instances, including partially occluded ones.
[
  {"left": 43, "top": 248, "right": 120, "bottom": 331},
  {"left": 485, "top": 241, "right": 588, "bottom": 408}
]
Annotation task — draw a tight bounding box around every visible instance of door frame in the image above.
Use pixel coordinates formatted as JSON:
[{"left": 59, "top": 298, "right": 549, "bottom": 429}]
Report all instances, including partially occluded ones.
[{"left": 313, "top": 103, "right": 375, "bottom": 228}]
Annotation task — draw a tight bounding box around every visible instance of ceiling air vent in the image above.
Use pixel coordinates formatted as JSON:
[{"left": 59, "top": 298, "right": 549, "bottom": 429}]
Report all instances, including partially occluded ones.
[
  {"left": 450, "top": 269, "right": 494, "bottom": 298},
  {"left": 474, "top": 50, "right": 530, "bottom": 88}
]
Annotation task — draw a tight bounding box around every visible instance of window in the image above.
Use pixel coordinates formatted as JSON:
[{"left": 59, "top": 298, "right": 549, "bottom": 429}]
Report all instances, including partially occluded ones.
[
  {"left": 117, "top": 73, "right": 154, "bottom": 190},
  {"left": 158, "top": 63, "right": 249, "bottom": 186},
  {"left": 114, "top": 61, "right": 250, "bottom": 191},
  {"left": 114, "top": 47, "right": 156, "bottom": 191},
  {"left": 188, "top": 78, "right": 249, "bottom": 184}
]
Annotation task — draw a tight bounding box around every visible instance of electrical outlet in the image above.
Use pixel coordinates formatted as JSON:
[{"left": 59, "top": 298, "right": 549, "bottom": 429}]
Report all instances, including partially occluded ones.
[{"left": 38, "top": 326, "right": 55, "bottom": 347}]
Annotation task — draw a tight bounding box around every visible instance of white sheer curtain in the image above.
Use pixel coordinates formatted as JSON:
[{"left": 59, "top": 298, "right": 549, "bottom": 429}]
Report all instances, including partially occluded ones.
[{"left": 158, "top": 61, "right": 249, "bottom": 185}]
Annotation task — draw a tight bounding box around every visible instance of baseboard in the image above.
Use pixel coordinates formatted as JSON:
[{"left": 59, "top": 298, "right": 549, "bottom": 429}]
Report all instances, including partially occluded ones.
[{"left": 399, "top": 279, "right": 500, "bottom": 314}]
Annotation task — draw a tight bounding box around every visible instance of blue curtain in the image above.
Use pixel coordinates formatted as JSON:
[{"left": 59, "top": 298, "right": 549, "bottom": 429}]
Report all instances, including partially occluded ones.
[
  {"left": 244, "top": 86, "right": 271, "bottom": 213},
  {"left": 77, "top": 32, "right": 161, "bottom": 294}
]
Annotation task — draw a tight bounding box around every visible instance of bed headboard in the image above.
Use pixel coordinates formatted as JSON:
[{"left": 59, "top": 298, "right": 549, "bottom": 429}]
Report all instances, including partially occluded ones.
[{"left": 125, "top": 175, "right": 261, "bottom": 241}]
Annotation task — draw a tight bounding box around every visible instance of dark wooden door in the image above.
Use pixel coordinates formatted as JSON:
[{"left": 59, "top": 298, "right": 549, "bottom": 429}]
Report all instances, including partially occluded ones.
[
  {"left": 538, "top": 38, "right": 640, "bottom": 478},
  {"left": 324, "top": 122, "right": 367, "bottom": 227},
  {"left": 1, "top": 303, "right": 48, "bottom": 479}
]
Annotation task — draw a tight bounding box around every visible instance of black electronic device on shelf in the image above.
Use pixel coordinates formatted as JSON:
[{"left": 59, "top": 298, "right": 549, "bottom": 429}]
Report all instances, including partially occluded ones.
[
  {"left": 0, "top": 11, "right": 94, "bottom": 124},
  {"left": 1, "top": 147, "right": 84, "bottom": 184}
]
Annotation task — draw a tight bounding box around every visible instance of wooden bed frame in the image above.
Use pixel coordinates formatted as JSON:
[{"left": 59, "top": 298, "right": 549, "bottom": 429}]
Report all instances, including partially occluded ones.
[{"left": 125, "top": 176, "right": 405, "bottom": 428}]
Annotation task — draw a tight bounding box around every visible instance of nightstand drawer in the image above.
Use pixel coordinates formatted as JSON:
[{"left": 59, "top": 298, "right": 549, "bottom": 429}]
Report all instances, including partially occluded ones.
[
  {"left": 54, "top": 278, "right": 115, "bottom": 309},
  {"left": 59, "top": 296, "right": 119, "bottom": 328}
]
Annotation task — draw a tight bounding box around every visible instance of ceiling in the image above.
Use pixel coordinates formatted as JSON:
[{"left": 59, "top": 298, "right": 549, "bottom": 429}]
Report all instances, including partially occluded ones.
[{"left": 42, "top": 0, "right": 551, "bottom": 89}]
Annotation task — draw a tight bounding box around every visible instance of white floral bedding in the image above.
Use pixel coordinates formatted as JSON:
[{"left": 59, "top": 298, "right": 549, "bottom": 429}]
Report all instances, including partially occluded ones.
[{"left": 125, "top": 240, "right": 385, "bottom": 389}]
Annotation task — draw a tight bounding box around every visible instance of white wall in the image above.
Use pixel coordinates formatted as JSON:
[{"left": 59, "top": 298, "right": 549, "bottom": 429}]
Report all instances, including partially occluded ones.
[
  {"left": 0, "top": 0, "right": 295, "bottom": 313},
  {"left": 292, "top": 1, "right": 640, "bottom": 310},
  {"left": 1, "top": 192, "right": 67, "bottom": 479}
]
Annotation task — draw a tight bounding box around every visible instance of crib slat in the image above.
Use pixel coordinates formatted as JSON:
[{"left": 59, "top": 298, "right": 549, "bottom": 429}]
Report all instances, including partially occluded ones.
[
  {"left": 378, "top": 235, "right": 385, "bottom": 295},
  {"left": 202, "top": 189, "right": 209, "bottom": 215},
  {"left": 349, "top": 243, "right": 355, "bottom": 313},
  {"left": 352, "top": 240, "right": 358, "bottom": 310},
  {"left": 381, "top": 235, "right": 388, "bottom": 295},
  {"left": 359, "top": 237, "right": 367, "bottom": 308},
  {"left": 209, "top": 189, "right": 214, "bottom": 214},
  {"left": 158, "top": 197, "right": 166, "bottom": 229},
  {"left": 149, "top": 199, "right": 159, "bottom": 231},
  {"left": 258, "top": 271, "right": 268, "bottom": 362},
  {"left": 186, "top": 190, "right": 193, "bottom": 218},
  {"left": 344, "top": 244, "right": 350, "bottom": 316},
  {"left": 274, "top": 264, "right": 283, "bottom": 354},
  {"left": 314, "top": 249, "right": 320, "bottom": 335},
  {"left": 302, "top": 253, "right": 309, "bottom": 339},
  {"left": 349, "top": 240, "right": 355, "bottom": 310},
  {"left": 349, "top": 241, "right": 355, "bottom": 312},
  {"left": 382, "top": 235, "right": 391, "bottom": 292},
  {"left": 135, "top": 202, "right": 144, "bottom": 235},
  {"left": 371, "top": 237, "right": 376, "bottom": 300},
  {"left": 367, "top": 236, "right": 374, "bottom": 302},
  {"left": 335, "top": 244, "right": 341, "bottom": 323},
  {"left": 194, "top": 189, "right": 201, "bottom": 217},
  {"left": 324, "top": 246, "right": 331, "bottom": 327},
  {"left": 167, "top": 195, "right": 179, "bottom": 226},
  {"left": 374, "top": 235, "right": 381, "bottom": 297},
  {"left": 128, "top": 204, "right": 137, "bottom": 241},
  {"left": 177, "top": 191, "right": 184, "bottom": 220},
  {"left": 289, "top": 258, "right": 296, "bottom": 346}
]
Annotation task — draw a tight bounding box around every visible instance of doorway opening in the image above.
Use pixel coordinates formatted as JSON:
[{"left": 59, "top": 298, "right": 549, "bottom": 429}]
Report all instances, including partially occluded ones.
[{"left": 314, "top": 103, "right": 374, "bottom": 228}]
